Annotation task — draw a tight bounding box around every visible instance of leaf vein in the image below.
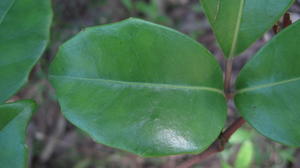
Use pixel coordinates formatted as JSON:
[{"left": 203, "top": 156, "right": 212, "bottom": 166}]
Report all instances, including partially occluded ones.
[
  {"left": 0, "top": 0, "right": 16, "bottom": 26},
  {"left": 237, "top": 77, "right": 300, "bottom": 94},
  {"left": 228, "top": 0, "right": 244, "bottom": 57},
  {"left": 49, "top": 75, "right": 224, "bottom": 95}
]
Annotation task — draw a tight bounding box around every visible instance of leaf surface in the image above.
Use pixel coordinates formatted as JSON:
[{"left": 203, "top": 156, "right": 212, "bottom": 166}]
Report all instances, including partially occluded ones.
[
  {"left": 235, "top": 21, "right": 300, "bottom": 146},
  {"left": 49, "top": 18, "right": 227, "bottom": 156},
  {"left": 0, "top": 0, "right": 14, "bottom": 24},
  {"left": 201, "top": 0, "right": 293, "bottom": 57},
  {"left": 0, "top": 100, "right": 36, "bottom": 168},
  {"left": 0, "top": 0, "right": 52, "bottom": 103}
]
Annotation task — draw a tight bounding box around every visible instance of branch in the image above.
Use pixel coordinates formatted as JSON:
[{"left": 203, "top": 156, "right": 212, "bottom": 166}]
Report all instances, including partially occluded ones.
[
  {"left": 224, "top": 59, "right": 233, "bottom": 93},
  {"left": 176, "top": 117, "right": 246, "bottom": 168}
]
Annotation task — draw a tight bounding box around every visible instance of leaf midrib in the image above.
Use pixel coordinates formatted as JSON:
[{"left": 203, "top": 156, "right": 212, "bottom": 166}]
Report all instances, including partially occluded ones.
[
  {"left": 49, "top": 75, "right": 224, "bottom": 95},
  {"left": 0, "top": 0, "right": 16, "bottom": 26},
  {"left": 228, "top": 0, "right": 245, "bottom": 57},
  {"left": 236, "top": 76, "right": 300, "bottom": 94}
]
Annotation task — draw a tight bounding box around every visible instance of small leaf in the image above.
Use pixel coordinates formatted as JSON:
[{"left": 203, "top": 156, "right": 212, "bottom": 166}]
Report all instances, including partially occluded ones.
[
  {"left": 235, "top": 21, "right": 300, "bottom": 146},
  {"left": 201, "top": 0, "right": 293, "bottom": 57},
  {"left": 0, "top": 100, "right": 36, "bottom": 168},
  {"left": 234, "top": 140, "right": 254, "bottom": 168},
  {"left": 49, "top": 18, "right": 227, "bottom": 156},
  {"left": 0, "top": 0, "right": 52, "bottom": 103},
  {"left": 0, "top": 0, "right": 15, "bottom": 23}
]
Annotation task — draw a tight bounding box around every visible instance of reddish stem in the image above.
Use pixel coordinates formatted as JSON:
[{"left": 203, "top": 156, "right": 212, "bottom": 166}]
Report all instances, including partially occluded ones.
[
  {"left": 224, "top": 59, "right": 233, "bottom": 93},
  {"left": 221, "top": 117, "right": 246, "bottom": 141}
]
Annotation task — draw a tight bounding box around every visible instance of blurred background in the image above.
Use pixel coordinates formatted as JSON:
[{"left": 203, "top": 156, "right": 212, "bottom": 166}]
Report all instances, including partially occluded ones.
[{"left": 12, "top": 0, "right": 300, "bottom": 167}]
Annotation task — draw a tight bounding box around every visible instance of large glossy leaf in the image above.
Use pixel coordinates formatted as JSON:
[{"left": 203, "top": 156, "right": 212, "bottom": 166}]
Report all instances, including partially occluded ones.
[
  {"left": 201, "top": 0, "right": 293, "bottom": 57},
  {"left": 235, "top": 21, "right": 300, "bottom": 146},
  {"left": 49, "top": 18, "right": 227, "bottom": 156},
  {"left": 0, "top": 100, "right": 36, "bottom": 168},
  {"left": 0, "top": 0, "right": 52, "bottom": 103}
]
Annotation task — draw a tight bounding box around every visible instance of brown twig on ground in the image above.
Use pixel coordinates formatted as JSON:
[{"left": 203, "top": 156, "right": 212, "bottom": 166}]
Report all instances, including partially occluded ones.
[
  {"left": 176, "top": 117, "right": 246, "bottom": 168},
  {"left": 40, "top": 116, "right": 66, "bottom": 162}
]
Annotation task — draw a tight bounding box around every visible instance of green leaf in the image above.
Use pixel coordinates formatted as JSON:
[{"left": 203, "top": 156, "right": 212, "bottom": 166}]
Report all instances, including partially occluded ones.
[
  {"left": 201, "top": 0, "right": 293, "bottom": 57},
  {"left": 49, "top": 18, "right": 226, "bottom": 156},
  {"left": 234, "top": 140, "right": 253, "bottom": 168},
  {"left": 0, "top": 0, "right": 14, "bottom": 23},
  {"left": 222, "top": 161, "right": 233, "bottom": 168},
  {"left": 235, "top": 21, "right": 300, "bottom": 146},
  {"left": 229, "top": 129, "right": 252, "bottom": 144},
  {"left": 0, "top": 100, "right": 36, "bottom": 168},
  {"left": 0, "top": 0, "right": 52, "bottom": 103}
]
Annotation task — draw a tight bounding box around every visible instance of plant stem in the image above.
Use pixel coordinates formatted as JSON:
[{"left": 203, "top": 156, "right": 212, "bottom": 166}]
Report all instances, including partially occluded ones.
[
  {"left": 224, "top": 58, "right": 233, "bottom": 94},
  {"left": 221, "top": 117, "right": 246, "bottom": 140},
  {"left": 176, "top": 117, "right": 246, "bottom": 168}
]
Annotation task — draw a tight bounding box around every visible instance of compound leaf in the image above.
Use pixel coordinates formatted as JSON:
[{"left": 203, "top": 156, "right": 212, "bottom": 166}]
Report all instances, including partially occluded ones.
[
  {"left": 201, "top": 0, "right": 293, "bottom": 57},
  {"left": 49, "top": 18, "right": 227, "bottom": 156},
  {"left": 235, "top": 21, "right": 300, "bottom": 146},
  {"left": 0, "top": 0, "right": 52, "bottom": 103},
  {"left": 0, "top": 100, "right": 36, "bottom": 168}
]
